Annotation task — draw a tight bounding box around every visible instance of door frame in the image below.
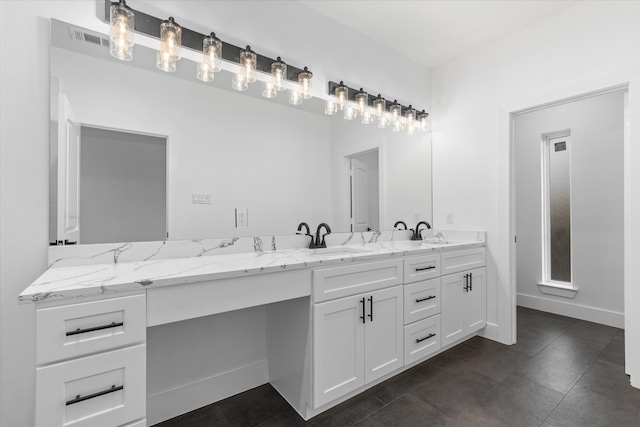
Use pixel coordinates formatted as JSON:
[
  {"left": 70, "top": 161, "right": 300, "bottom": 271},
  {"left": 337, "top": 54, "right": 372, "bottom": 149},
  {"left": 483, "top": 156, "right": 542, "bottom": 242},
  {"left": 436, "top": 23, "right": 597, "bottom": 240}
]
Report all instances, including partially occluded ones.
[
  {"left": 506, "top": 81, "right": 639, "bottom": 386},
  {"left": 340, "top": 148, "right": 383, "bottom": 233}
]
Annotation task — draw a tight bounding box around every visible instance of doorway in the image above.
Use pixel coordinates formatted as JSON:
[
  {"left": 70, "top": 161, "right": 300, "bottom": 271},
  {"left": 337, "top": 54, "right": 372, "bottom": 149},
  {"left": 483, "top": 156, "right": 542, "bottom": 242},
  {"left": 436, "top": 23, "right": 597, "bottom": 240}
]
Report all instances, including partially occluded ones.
[{"left": 348, "top": 150, "right": 380, "bottom": 232}]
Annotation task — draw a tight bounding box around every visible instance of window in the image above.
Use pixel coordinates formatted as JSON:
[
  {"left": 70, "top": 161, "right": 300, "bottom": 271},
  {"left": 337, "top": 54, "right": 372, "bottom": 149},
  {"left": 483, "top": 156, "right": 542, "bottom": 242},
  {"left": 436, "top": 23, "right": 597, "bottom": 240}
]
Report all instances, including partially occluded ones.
[{"left": 542, "top": 134, "right": 572, "bottom": 284}]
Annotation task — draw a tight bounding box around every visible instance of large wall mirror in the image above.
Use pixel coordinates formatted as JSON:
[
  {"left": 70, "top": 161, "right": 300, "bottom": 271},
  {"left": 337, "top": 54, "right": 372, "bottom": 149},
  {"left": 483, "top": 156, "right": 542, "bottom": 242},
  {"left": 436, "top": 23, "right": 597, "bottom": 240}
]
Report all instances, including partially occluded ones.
[{"left": 49, "top": 19, "right": 432, "bottom": 245}]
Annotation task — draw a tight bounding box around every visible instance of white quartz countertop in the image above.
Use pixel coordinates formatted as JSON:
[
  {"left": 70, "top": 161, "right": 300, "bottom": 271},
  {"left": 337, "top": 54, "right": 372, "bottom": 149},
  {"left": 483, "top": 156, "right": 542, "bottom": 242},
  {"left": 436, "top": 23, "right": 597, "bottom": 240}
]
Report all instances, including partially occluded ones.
[{"left": 19, "top": 239, "right": 485, "bottom": 304}]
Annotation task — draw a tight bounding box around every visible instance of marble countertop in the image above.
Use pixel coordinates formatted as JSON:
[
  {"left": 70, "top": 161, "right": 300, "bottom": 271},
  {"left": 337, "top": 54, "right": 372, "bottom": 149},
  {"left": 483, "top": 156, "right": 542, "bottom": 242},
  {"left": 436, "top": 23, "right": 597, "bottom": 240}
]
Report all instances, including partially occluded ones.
[{"left": 20, "top": 237, "right": 485, "bottom": 304}]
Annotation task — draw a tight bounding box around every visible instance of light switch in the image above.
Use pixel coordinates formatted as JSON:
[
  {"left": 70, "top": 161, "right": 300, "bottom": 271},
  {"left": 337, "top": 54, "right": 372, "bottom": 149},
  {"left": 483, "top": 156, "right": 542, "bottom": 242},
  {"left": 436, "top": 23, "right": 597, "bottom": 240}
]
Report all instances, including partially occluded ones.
[{"left": 446, "top": 212, "right": 454, "bottom": 224}]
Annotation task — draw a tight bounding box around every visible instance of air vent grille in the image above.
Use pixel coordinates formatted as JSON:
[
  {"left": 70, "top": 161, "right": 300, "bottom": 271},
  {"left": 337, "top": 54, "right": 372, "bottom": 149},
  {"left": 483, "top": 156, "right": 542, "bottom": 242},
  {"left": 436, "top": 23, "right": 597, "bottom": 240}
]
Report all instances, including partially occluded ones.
[{"left": 69, "top": 28, "right": 109, "bottom": 47}]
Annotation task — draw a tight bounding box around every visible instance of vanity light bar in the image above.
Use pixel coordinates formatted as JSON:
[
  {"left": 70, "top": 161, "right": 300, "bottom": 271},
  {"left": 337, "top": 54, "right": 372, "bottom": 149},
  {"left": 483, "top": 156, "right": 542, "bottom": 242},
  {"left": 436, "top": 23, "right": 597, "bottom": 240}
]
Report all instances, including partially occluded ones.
[
  {"left": 103, "top": 1, "right": 309, "bottom": 82},
  {"left": 327, "top": 81, "right": 427, "bottom": 118}
]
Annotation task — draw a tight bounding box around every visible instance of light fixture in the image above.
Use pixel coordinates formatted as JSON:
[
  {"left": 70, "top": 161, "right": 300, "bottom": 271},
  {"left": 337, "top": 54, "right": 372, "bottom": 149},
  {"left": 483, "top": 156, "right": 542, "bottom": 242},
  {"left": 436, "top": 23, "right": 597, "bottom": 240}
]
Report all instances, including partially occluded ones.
[
  {"left": 271, "top": 57, "right": 287, "bottom": 91},
  {"left": 404, "top": 105, "right": 417, "bottom": 134},
  {"left": 418, "top": 110, "right": 430, "bottom": 132},
  {"left": 109, "top": 0, "right": 134, "bottom": 61},
  {"left": 389, "top": 100, "right": 401, "bottom": 123},
  {"left": 361, "top": 109, "right": 374, "bottom": 125},
  {"left": 156, "top": 17, "right": 181, "bottom": 72},
  {"left": 325, "top": 100, "right": 338, "bottom": 115},
  {"left": 335, "top": 81, "right": 348, "bottom": 110},
  {"left": 298, "top": 67, "right": 313, "bottom": 99},
  {"left": 262, "top": 81, "right": 277, "bottom": 98},
  {"left": 289, "top": 89, "right": 302, "bottom": 105},
  {"left": 344, "top": 104, "right": 357, "bottom": 120},
  {"left": 373, "top": 95, "right": 386, "bottom": 118},
  {"left": 354, "top": 89, "right": 368, "bottom": 116},
  {"left": 197, "top": 32, "right": 221, "bottom": 82},
  {"left": 232, "top": 72, "right": 248, "bottom": 91},
  {"left": 240, "top": 45, "right": 257, "bottom": 83},
  {"left": 377, "top": 115, "right": 389, "bottom": 129}
]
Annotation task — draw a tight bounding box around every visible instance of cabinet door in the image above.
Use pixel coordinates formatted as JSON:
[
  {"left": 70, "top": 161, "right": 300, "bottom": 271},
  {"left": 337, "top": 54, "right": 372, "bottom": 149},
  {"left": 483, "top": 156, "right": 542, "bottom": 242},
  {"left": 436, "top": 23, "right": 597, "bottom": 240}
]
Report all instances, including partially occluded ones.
[
  {"left": 464, "top": 267, "right": 486, "bottom": 334},
  {"left": 313, "top": 295, "right": 365, "bottom": 408},
  {"left": 364, "top": 286, "right": 403, "bottom": 383},
  {"left": 441, "top": 273, "right": 465, "bottom": 347}
]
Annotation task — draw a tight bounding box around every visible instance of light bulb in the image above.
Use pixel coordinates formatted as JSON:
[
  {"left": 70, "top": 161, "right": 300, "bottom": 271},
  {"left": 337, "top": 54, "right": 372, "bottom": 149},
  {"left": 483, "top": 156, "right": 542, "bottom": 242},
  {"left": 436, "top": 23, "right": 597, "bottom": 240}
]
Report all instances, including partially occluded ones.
[
  {"left": 373, "top": 95, "right": 386, "bottom": 118},
  {"left": 378, "top": 115, "right": 389, "bottom": 129},
  {"left": 240, "top": 46, "right": 257, "bottom": 83},
  {"left": 271, "top": 57, "right": 287, "bottom": 91},
  {"left": 354, "top": 89, "right": 368, "bottom": 116},
  {"left": 418, "top": 111, "right": 430, "bottom": 132},
  {"left": 197, "top": 32, "right": 221, "bottom": 81},
  {"left": 325, "top": 100, "right": 338, "bottom": 116},
  {"left": 298, "top": 67, "right": 313, "bottom": 99},
  {"left": 262, "top": 81, "right": 277, "bottom": 98},
  {"left": 197, "top": 62, "right": 214, "bottom": 82},
  {"left": 157, "top": 17, "right": 181, "bottom": 72},
  {"left": 109, "top": 0, "right": 134, "bottom": 61},
  {"left": 362, "top": 109, "right": 374, "bottom": 125},
  {"left": 335, "top": 82, "right": 348, "bottom": 110},
  {"left": 390, "top": 101, "right": 401, "bottom": 122},
  {"left": 232, "top": 73, "right": 248, "bottom": 91},
  {"left": 289, "top": 89, "right": 302, "bottom": 105},
  {"left": 344, "top": 104, "right": 357, "bottom": 120}
]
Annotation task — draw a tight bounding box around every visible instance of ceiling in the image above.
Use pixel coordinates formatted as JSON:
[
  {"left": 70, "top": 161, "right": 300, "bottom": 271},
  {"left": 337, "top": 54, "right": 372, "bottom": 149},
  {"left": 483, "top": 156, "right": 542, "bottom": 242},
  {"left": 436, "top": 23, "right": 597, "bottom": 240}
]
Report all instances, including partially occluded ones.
[{"left": 300, "top": 0, "right": 580, "bottom": 69}]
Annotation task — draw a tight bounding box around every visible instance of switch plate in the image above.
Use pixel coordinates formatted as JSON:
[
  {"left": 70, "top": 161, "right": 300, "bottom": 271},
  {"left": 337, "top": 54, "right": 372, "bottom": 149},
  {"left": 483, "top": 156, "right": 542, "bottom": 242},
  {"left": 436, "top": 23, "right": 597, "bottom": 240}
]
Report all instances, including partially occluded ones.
[
  {"left": 235, "top": 208, "right": 248, "bottom": 228},
  {"left": 446, "top": 212, "right": 454, "bottom": 224},
  {"left": 192, "top": 193, "right": 211, "bottom": 204}
]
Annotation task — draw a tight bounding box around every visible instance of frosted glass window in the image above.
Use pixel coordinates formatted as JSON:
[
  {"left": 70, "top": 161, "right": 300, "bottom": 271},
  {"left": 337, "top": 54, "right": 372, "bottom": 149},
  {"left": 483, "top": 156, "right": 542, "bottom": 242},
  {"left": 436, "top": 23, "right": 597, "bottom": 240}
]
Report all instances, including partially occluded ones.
[{"left": 545, "top": 135, "right": 572, "bottom": 283}]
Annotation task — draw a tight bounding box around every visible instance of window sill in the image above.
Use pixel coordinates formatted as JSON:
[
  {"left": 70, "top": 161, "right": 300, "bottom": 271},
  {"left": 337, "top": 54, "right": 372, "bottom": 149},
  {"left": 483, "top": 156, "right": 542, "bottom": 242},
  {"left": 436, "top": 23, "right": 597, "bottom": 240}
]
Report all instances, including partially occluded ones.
[{"left": 537, "top": 282, "right": 578, "bottom": 299}]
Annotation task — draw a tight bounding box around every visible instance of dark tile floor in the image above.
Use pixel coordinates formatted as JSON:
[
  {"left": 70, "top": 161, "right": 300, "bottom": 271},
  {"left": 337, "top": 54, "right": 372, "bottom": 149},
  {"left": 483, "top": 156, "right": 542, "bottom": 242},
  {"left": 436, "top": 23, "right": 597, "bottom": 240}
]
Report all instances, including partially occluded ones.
[{"left": 155, "top": 307, "right": 640, "bottom": 426}]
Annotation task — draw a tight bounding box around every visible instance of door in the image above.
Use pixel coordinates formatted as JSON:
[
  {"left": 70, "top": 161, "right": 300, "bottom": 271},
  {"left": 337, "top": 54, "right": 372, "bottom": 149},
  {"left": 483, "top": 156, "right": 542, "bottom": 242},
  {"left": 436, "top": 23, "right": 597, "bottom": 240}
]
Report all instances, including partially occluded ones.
[
  {"left": 464, "top": 267, "right": 487, "bottom": 333},
  {"left": 56, "top": 94, "right": 80, "bottom": 245},
  {"left": 313, "top": 294, "right": 365, "bottom": 408},
  {"left": 441, "top": 272, "right": 465, "bottom": 346},
  {"left": 364, "top": 286, "right": 403, "bottom": 383},
  {"left": 351, "top": 157, "right": 369, "bottom": 232}
]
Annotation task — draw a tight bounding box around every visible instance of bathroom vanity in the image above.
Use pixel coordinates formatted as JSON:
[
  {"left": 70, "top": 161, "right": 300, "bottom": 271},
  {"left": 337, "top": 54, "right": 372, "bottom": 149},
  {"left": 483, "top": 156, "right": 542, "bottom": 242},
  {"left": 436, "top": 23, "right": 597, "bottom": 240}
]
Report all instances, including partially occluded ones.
[{"left": 21, "top": 231, "right": 486, "bottom": 426}]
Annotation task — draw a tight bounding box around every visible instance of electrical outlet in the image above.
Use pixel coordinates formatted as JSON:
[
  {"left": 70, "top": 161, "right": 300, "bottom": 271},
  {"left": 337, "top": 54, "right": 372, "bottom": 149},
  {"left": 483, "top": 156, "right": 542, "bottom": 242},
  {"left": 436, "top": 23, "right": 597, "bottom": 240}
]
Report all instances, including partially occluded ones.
[
  {"left": 192, "top": 193, "right": 211, "bottom": 204},
  {"left": 446, "top": 211, "right": 454, "bottom": 224},
  {"left": 235, "top": 208, "right": 248, "bottom": 228},
  {"left": 414, "top": 212, "right": 421, "bottom": 223}
]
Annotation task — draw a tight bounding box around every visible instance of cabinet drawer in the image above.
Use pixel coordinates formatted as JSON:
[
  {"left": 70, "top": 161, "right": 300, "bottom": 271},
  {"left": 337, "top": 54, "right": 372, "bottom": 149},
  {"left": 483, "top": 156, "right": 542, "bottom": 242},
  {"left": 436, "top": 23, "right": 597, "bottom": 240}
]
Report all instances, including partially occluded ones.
[
  {"left": 441, "top": 248, "right": 485, "bottom": 275},
  {"left": 313, "top": 259, "right": 403, "bottom": 303},
  {"left": 404, "top": 278, "right": 441, "bottom": 324},
  {"left": 404, "top": 254, "right": 440, "bottom": 284},
  {"left": 36, "top": 344, "right": 146, "bottom": 427},
  {"left": 36, "top": 294, "right": 146, "bottom": 365},
  {"left": 404, "top": 315, "right": 441, "bottom": 366}
]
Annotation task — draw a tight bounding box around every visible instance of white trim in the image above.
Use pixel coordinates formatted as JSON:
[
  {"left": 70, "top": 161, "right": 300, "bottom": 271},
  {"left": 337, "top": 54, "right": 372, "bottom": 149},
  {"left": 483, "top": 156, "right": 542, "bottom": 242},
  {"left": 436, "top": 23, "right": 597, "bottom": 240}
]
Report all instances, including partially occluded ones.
[
  {"left": 146, "top": 360, "right": 269, "bottom": 425},
  {"left": 478, "top": 322, "right": 499, "bottom": 341},
  {"left": 537, "top": 282, "right": 578, "bottom": 299},
  {"left": 517, "top": 293, "right": 623, "bottom": 328}
]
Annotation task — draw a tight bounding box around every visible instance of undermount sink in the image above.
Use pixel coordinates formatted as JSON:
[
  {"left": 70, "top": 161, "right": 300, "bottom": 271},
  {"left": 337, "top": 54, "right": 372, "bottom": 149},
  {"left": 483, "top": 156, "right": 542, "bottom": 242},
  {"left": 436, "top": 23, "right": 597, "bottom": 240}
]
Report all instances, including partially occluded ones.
[{"left": 310, "top": 246, "right": 371, "bottom": 256}]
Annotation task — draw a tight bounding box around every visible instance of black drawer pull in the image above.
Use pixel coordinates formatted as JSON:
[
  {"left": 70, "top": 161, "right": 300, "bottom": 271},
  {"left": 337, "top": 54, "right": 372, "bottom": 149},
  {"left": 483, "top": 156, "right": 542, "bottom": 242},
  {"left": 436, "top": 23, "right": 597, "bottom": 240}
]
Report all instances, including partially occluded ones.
[
  {"left": 415, "top": 266, "right": 436, "bottom": 272},
  {"left": 66, "top": 322, "right": 124, "bottom": 337},
  {"left": 368, "top": 296, "right": 373, "bottom": 322},
  {"left": 66, "top": 384, "right": 123, "bottom": 406},
  {"left": 416, "top": 295, "right": 436, "bottom": 303},
  {"left": 416, "top": 333, "right": 436, "bottom": 343}
]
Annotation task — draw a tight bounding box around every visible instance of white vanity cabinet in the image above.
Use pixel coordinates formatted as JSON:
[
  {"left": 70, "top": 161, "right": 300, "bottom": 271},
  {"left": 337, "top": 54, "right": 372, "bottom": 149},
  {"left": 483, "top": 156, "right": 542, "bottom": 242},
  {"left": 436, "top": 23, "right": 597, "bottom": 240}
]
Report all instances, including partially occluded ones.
[
  {"left": 34, "top": 292, "right": 147, "bottom": 427},
  {"left": 312, "top": 259, "right": 404, "bottom": 408},
  {"left": 440, "top": 248, "right": 487, "bottom": 347}
]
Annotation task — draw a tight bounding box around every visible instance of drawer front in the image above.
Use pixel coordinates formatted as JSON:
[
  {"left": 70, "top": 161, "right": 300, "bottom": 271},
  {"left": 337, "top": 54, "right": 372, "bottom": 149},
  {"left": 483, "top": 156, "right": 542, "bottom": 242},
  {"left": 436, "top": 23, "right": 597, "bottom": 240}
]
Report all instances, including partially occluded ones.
[
  {"left": 404, "top": 278, "right": 441, "bottom": 324},
  {"left": 404, "top": 254, "right": 440, "bottom": 284},
  {"left": 313, "top": 259, "right": 403, "bottom": 303},
  {"left": 441, "top": 248, "right": 486, "bottom": 276},
  {"left": 36, "top": 344, "right": 146, "bottom": 427},
  {"left": 404, "top": 315, "right": 441, "bottom": 366},
  {"left": 37, "top": 294, "right": 146, "bottom": 365}
]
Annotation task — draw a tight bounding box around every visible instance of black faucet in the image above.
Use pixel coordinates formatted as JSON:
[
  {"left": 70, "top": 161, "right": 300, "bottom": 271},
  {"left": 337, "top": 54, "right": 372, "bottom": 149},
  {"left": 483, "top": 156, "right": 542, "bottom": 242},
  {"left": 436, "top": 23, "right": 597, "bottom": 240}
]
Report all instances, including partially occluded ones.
[
  {"left": 411, "top": 221, "right": 431, "bottom": 240},
  {"left": 296, "top": 222, "right": 314, "bottom": 247},
  {"left": 393, "top": 221, "right": 408, "bottom": 230},
  {"left": 313, "top": 223, "right": 332, "bottom": 248}
]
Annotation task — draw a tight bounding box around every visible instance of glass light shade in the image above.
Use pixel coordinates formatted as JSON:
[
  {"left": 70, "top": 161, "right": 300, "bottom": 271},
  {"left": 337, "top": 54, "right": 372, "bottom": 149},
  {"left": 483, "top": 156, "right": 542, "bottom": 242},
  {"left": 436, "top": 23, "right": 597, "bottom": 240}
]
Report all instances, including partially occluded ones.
[
  {"left": 289, "top": 89, "right": 302, "bottom": 105},
  {"left": 325, "top": 100, "right": 338, "bottom": 116},
  {"left": 232, "top": 73, "right": 248, "bottom": 91},
  {"left": 240, "top": 46, "right": 257, "bottom": 83},
  {"left": 405, "top": 107, "right": 416, "bottom": 129},
  {"left": 344, "top": 104, "right": 357, "bottom": 120},
  {"left": 109, "top": 0, "right": 134, "bottom": 61},
  {"left": 377, "top": 115, "right": 389, "bottom": 129},
  {"left": 271, "top": 57, "right": 287, "bottom": 91},
  {"left": 361, "top": 109, "right": 374, "bottom": 125},
  {"left": 202, "top": 32, "right": 221, "bottom": 72},
  {"left": 418, "top": 111, "right": 430, "bottom": 132},
  {"left": 354, "top": 90, "right": 368, "bottom": 116},
  {"left": 298, "top": 67, "right": 313, "bottom": 99},
  {"left": 197, "top": 62, "right": 214, "bottom": 82},
  {"left": 392, "top": 120, "right": 404, "bottom": 132},
  {"left": 262, "top": 81, "right": 277, "bottom": 98},
  {"left": 157, "top": 17, "right": 181, "bottom": 72},
  {"left": 335, "top": 82, "right": 348, "bottom": 110},
  {"left": 373, "top": 95, "right": 386, "bottom": 117},
  {"left": 390, "top": 101, "right": 401, "bottom": 122},
  {"left": 406, "top": 123, "right": 417, "bottom": 135}
]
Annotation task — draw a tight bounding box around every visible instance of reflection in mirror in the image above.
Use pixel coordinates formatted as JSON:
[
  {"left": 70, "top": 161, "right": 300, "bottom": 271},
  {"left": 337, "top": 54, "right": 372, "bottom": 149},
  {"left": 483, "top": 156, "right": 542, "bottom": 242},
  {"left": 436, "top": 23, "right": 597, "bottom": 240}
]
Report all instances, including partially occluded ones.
[{"left": 49, "top": 19, "right": 432, "bottom": 245}]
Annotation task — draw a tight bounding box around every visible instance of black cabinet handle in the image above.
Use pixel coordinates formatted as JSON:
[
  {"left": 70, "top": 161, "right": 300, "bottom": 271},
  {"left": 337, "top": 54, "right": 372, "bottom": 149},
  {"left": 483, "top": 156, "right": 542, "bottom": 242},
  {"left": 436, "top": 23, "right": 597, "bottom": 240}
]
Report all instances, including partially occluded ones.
[
  {"left": 416, "top": 333, "right": 436, "bottom": 343},
  {"left": 66, "top": 322, "right": 124, "bottom": 337},
  {"left": 415, "top": 266, "right": 436, "bottom": 272},
  {"left": 463, "top": 274, "right": 469, "bottom": 292},
  {"left": 368, "top": 296, "right": 373, "bottom": 322},
  {"left": 66, "top": 385, "right": 123, "bottom": 406},
  {"left": 416, "top": 295, "right": 436, "bottom": 303},
  {"left": 470, "top": 273, "right": 473, "bottom": 291},
  {"left": 360, "top": 298, "right": 366, "bottom": 324}
]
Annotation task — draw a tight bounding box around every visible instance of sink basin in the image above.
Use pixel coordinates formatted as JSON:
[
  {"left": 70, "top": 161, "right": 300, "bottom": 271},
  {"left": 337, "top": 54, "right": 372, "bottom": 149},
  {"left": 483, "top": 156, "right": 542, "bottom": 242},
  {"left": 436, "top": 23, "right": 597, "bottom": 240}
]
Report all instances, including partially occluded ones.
[
  {"left": 423, "top": 239, "right": 449, "bottom": 245},
  {"left": 310, "top": 246, "right": 371, "bottom": 256}
]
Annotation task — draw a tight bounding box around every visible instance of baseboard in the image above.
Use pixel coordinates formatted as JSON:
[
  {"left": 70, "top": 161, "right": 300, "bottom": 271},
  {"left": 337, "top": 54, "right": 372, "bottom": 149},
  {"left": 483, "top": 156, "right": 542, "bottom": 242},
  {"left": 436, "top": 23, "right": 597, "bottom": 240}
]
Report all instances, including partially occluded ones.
[
  {"left": 479, "top": 322, "right": 499, "bottom": 341},
  {"left": 517, "top": 293, "right": 624, "bottom": 328},
  {"left": 147, "top": 360, "right": 269, "bottom": 425}
]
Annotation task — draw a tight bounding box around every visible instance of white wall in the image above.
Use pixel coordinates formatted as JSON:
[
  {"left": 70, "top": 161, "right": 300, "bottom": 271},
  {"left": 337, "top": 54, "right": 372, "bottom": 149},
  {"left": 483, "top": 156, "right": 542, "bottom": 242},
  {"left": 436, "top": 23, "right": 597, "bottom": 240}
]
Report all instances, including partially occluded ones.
[
  {"left": 0, "top": 2, "right": 431, "bottom": 426},
  {"left": 515, "top": 91, "right": 625, "bottom": 326},
  {"left": 430, "top": 0, "right": 640, "bottom": 383}
]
